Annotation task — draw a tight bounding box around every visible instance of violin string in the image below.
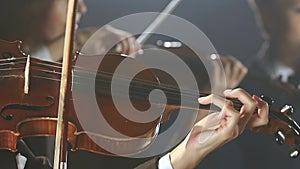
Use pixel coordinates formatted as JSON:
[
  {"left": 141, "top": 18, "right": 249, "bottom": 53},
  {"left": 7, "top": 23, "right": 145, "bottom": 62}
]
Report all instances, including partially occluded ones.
[
  {"left": 0, "top": 58, "right": 246, "bottom": 108},
  {"left": 73, "top": 79, "right": 243, "bottom": 111},
  {"left": 0, "top": 73, "right": 244, "bottom": 110},
  {"left": 0, "top": 58, "right": 204, "bottom": 96},
  {"left": 0, "top": 63, "right": 207, "bottom": 97},
  {"left": 0, "top": 60, "right": 243, "bottom": 107},
  {"left": 0, "top": 58, "right": 63, "bottom": 69},
  {"left": 0, "top": 72, "right": 245, "bottom": 112},
  {"left": 0, "top": 67, "right": 231, "bottom": 102},
  {"left": 0, "top": 68, "right": 217, "bottom": 106},
  {"left": 0, "top": 57, "right": 203, "bottom": 95},
  {"left": 0, "top": 56, "right": 99, "bottom": 70},
  {"left": 0, "top": 74, "right": 201, "bottom": 108}
]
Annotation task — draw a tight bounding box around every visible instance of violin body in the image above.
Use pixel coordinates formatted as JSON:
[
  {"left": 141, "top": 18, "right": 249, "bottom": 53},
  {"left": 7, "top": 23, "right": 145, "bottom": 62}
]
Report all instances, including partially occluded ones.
[
  {"left": 0, "top": 39, "right": 164, "bottom": 156},
  {"left": 0, "top": 40, "right": 77, "bottom": 152}
]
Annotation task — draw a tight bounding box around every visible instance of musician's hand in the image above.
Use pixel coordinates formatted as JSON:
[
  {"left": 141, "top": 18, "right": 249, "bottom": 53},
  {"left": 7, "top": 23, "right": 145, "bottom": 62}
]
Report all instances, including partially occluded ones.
[
  {"left": 213, "top": 56, "right": 248, "bottom": 89},
  {"left": 76, "top": 25, "right": 140, "bottom": 56},
  {"left": 224, "top": 88, "right": 269, "bottom": 131},
  {"left": 222, "top": 56, "right": 248, "bottom": 88},
  {"left": 169, "top": 88, "right": 268, "bottom": 169},
  {"left": 106, "top": 26, "right": 141, "bottom": 56},
  {"left": 246, "top": 95, "right": 269, "bottom": 132}
]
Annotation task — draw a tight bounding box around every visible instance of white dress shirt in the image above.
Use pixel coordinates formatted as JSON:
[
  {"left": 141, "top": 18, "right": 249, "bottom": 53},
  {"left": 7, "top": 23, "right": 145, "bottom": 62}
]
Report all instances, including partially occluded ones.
[{"left": 158, "top": 153, "right": 173, "bottom": 169}]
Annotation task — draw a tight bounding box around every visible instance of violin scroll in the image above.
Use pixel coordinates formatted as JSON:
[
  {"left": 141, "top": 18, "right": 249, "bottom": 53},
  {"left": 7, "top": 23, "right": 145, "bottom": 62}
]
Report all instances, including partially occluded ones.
[{"left": 257, "top": 100, "right": 300, "bottom": 158}]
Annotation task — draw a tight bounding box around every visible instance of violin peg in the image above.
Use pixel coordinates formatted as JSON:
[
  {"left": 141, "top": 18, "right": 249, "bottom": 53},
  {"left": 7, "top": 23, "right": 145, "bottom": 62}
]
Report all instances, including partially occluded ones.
[
  {"left": 275, "top": 129, "right": 285, "bottom": 145},
  {"left": 260, "top": 95, "right": 274, "bottom": 105},
  {"left": 281, "top": 105, "right": 294, "bottom": 116},
  {"left": 289, "top": 148, "right": 299, "bottom": 158}
]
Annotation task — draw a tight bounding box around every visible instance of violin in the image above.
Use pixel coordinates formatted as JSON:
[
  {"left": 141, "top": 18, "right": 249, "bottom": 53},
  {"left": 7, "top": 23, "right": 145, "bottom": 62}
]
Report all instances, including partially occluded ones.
[
  {"left": 0, "top": 39, "right": 300, "bottom": 158},
  {"left": 0, "top": 39, "right": 158, "bottom": 156}
]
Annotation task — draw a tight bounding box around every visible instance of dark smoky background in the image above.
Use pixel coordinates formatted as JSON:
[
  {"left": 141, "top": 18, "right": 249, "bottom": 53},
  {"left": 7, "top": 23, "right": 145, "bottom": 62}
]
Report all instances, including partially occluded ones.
[{"left": 80, "top": 0, "right": 263, "bottom": 63}]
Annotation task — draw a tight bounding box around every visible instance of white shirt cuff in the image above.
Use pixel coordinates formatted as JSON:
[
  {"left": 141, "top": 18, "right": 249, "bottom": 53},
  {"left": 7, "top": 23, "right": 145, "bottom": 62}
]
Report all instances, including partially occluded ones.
[
  {"left": 158, "top": 153, "right": 173, "bottom": 169},
  {"left": 16, "top": 153, "right": 27, "bottom": 169}
]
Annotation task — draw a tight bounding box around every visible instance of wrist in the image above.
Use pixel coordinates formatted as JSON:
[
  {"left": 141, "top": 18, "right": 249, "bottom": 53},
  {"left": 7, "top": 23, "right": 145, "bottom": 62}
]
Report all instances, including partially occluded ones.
[{"left": 169, "top": 143, "right": 206, "bottom": 169}]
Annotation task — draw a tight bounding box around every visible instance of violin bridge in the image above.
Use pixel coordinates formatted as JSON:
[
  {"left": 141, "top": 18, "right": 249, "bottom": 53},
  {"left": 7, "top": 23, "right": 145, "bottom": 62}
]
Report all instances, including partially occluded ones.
[{"left": 24, "top": 55, "right": 30, "bottom": 94}]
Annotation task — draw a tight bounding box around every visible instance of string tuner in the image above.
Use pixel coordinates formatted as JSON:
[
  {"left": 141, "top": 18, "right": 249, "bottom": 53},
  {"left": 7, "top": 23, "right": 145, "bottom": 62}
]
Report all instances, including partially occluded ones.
[
  {"left": 281, "top": 105, "right": 293, "bottom": 116},
  {"left": 275, "top": 129, "right": 285, "bottom": 145}
]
